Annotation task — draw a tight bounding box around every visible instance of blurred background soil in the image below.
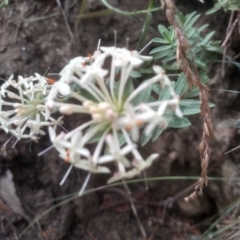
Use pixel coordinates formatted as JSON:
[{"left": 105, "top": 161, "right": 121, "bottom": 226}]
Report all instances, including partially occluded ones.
[{"left": 0, "top": 0, "right": 240, "bottom": 239}]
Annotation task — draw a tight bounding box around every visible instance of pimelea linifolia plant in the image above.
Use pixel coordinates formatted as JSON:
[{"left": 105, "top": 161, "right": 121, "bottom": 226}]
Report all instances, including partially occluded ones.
[
  {"left": 0, "top": 45, "right": 183, "bottom": 196},
  {"left": 0, "top": 45, "right": 185, "bottom": 239}
]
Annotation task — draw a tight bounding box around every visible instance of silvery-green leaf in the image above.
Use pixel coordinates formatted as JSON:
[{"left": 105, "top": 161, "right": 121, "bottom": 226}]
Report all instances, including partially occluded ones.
[
  {"left": 185, "top": 13, "right": 200, "bottom": 30},
  {"left": 154, "top": 50, "right": 173, "bottom": 59},
  {"left": 174, "top": 73, "right": 188, "bottom": 96},
  {"left": 117, "top": 132, "right": 126, "bottom": 147},
  {"left": 152, "top": 83, "right": 162, "bottom": 94},
  {"left": 180, "top": 99, "right": 201, "bottom": 115},
  {"left": 162, "top": 54, "right": 176, "bottom": 64},
  {"left": 148, "top": 95, "right": 157, "bottom": 103},
  {"left": 152, "top": 126, "right": 163, "bottom": 142},
  {"left": 152, "top": 38, "right": 169, "bottom": 44},
  {"left": 206, "top": 7, "right": 221, "bottom": 15},
  {"left": 150, "top": 45, "right": 172, "bottom": 54},
  {"left": 185, "top": 87, "right": 200, "bottom": 98},
  {"left": 158, "top": 85, "right": 172, "bottom": 101},
  {"left": 79, "top": 88, "right": 98, "bottom": 103},
  {"left": 120, "top": 78, "right": 134, "bottom": 101},
  {"left": 158, "top": 25, "right": 171, "bottom": 42},
  {"left": 141, "top": 127, "right": 152, "bottom": 146},
  {"left": 184, "top": 11, "right": 197, "bottom": 26},
  {"left": 132, "top": 83, "right": 152, "bottom": 105},
  {"left": 130, "top": 70, "right": 142, "bottom": 78},
  {"left": 165, "top": 114, "right": 191, "bottom": 128}
]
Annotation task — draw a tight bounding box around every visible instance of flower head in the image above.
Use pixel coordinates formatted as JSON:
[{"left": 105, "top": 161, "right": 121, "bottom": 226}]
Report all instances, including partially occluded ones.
[
  {"left": 1, "top": 46, "right": 183, "bottom": 191},
  {"left": 0, "top": 74, "right": 62, "bottom": 141}
]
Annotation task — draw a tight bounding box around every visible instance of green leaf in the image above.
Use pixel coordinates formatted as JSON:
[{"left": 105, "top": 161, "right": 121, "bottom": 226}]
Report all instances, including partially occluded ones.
[
  {"left": 148, "top": 95, "right": 157, "bottom": 102},
  {"left": 79, "top": 88, "right": 98, "bottom": 102},
  {"left": 206, "top": 46, "right": 221, "bottom": 52},
  {"left": 195, "top": 58, "right": 206, "bottom": 69},
  {"left": 197, "top": 24, "right": 208, "bottom": 33},
  {"left": 139, "top": 68, "right": 155, "bottom": 74},
  {"left": 152, "top": 38, "right": 169, "bottom": 44},
  {"left": 180, "top": 100, "right": 201, "bottom": 115},
  {"left": 185, "top": 87, "right": 200, "bottom": 98},
  {"left": 185, "top": 13, "right": 200, "bottom": 30},
  {"left": 161, "top": 54, "right": 176, "bottom": 64},
  {"left": 152, "top": 126, "right": 163, "bottom": 142},
  {"left": 117, "top": 132, "right": 126, "bottom": 147},
  {"left": 152, "top": 82, "right": 162, "bottom": 94},
  {"left": 201, "top": 31, "right": 216, "bottom": 45},
  {"left": 122, "top": 78, "right": 134, "bottom": 101},
  {"left": 165, "top": 114, "right": 191, "bottom": 128},
  {"left": 184, "top": 11, "right": 197, "bottom": 26},
  {"left": 132, "top": 83, "right": 152, "bottom": 105},
  {"left": 130, "top": 70, "right": 142, "bottom": 78},
  {"left": 154, "top": 50, "right": 173, "bottom": 59},
  {"left": 174, "top": 73, "right": 188, "bottom": 96},
  {"left": 87, "top": 125, "right": 109, "bottom": 143},
  {"left": 158, "top": 25, "right": 171, "bottom": 42},
  {"left": 150, "top": 45, "right": 172, "bottom": 54},
  {"left": 180, "top": 100, "right": 215, "bottom": 115},
  {"left": 228, "top": 5, "right": 239, "bottom": 10},
  {"left": 187, "top": 28, "right": 198, "bottom": 39},
  {"left": 206, "top": 7, "right": 221, "bottom": 15},
  {"left": 158, "top": 85, "right": 172, "bottom": 101},
  {"left": 141, "top": 127, "right": 152, "bottom": 146},
  {"left": 169, "top": 27, "right": 175, "bottom": 42}
]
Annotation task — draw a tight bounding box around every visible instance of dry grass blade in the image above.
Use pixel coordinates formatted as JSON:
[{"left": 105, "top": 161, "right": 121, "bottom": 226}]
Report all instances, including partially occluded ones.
[
  {"left": 76, "top": 9, "right": 113, "bottom": 20},
  {"left": 161, "top": 0, "right": 213, "bottom": 200}
]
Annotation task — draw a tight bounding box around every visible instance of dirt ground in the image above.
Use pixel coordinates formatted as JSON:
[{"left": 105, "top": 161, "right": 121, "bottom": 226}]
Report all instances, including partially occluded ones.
[{"left": 0, "top": 0, "right": 240, "bottom": 239}]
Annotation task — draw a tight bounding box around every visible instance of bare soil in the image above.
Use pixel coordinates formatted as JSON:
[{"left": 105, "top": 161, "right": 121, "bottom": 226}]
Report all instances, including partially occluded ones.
[{"left": 0, "top": 1, "right": 240, "bottom": 239}]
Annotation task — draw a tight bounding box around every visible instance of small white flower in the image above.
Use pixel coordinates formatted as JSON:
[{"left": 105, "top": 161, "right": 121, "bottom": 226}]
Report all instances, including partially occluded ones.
[
  {"left": 100, "top": 47, "right": 150, "bottom": 67},
  {"left": 98, "top": 134, "right": 136, "bottom": 167},
  {"left": 138, "top": 104, "right": 168, "bottom": 135},
  {"left": 59, "top": 57, "right": 88, "bottom": 83},
  {"left": 74, "top": 160, "right": 111, "bottom": 174},
  {"left": 107, "top": 162, "right": 140, "bottom": 184},
  {"left": 48, "top": 126, "right": 67, "bottom": 157},
  {"left": 79, "top": 60, "right": 108, "bottom": 86},
  {"left": 1, "top": 75, "right": 13, "bottom": 97},
  {"left": 63, "top": 131, "right": 90, "bottom": 163},
  {"left": 132, "top": 153, "right": 159, "bottom": 171}
]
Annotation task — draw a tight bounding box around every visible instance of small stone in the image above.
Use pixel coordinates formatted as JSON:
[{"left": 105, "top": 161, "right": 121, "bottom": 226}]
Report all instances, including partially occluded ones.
[{"left": 0, "top": 47, "right": 6, "bottom": 53}]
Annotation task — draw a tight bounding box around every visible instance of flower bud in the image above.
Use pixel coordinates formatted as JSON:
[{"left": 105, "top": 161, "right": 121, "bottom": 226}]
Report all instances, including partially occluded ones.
[
  {"left": 98, "top": 102, "right": 111, "bottom": 111},
  {"left": 92, "top": 113, "right": 102, "bottom": 123},
  {"left": 60, "top": 105, "right": 74, "bottom": 115}
]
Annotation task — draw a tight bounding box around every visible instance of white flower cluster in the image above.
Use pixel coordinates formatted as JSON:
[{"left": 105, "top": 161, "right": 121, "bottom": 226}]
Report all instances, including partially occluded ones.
[
  {"left": 0, "top": 74, "right": 62, "bottom": 141},
  {"left": 47, "top": 46, "right": 182, "bottom": 186},
  {"left": 0, "top": 46, "right": 182, "bottom": 192}
]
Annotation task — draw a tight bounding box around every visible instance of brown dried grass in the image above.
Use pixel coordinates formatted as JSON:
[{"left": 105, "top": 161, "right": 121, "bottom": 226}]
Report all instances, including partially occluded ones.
[{"left": 161, "top": 0, "right": 213, "bottom": 200}]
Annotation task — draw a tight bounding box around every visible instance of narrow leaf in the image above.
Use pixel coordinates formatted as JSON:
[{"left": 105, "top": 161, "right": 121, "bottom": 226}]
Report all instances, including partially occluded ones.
[
  {"left": 141, "top": 127, "right": 152, "bottom": 146},
  {"left": 174, "top": 73, "right": 188, "bottom": 96},
  {"left": 150, "top": 45, "right": 172, "bottom": 54},
  {"left": 165, "top": 114, "right": 191, "bottom": 128},
  {"left": 132, "top": 83, "right": 152, "bottom": 105},
  {"left": 152, "top": 38, "right": 169, "bottom": 44},
  {"left": 130, "top": 70, "right": 142, "bottom": 78},
  {"left": 152, "top": 126, "right": 163, "bottom": 142}
]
